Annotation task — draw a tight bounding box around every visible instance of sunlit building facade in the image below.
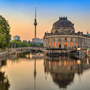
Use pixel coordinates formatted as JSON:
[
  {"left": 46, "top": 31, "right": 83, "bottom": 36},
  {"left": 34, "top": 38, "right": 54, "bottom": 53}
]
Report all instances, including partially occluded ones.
[
  {"left": 44, "top": 17, "right": 90, "bottom": 49},
  {"left": 32, "top": 38, "right": 44, "bottom": 43},
  {"left": 13, "top": 35, "right": 20, "bottom": 40}
]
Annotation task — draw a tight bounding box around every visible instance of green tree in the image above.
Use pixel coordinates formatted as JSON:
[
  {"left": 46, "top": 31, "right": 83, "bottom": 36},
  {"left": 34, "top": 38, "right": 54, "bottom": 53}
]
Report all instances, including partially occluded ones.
[
  {"left": 28, "top": 40, "right": 30, "bottom": 44},
  {"left": 0, "top": 15, "right": 11, "bottom": 49},
  {"left": 11, "top": 40, "right": 21, "bottom": 47},
  {"left": 9, "top": 40, "right": 30, "bottom": 48}
]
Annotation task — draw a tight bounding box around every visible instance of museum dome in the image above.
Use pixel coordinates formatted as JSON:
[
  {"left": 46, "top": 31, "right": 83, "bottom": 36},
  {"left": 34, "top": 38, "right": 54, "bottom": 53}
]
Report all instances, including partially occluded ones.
[{"left": 51, "top": 17, "right": 75, "bottom": 33}]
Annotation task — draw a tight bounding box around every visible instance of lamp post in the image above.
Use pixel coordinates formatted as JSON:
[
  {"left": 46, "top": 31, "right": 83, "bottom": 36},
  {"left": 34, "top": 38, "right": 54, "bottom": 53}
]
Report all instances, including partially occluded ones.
[
  {"left": 14, "top": 43, "right": 15, "bottom": 48},
  {"left": 78, "top": 32, "right": 79, "bottom": 48},
  {"left": 11, "top": 43, "right": 13, "bottom": 48},
  {"left": 77, "top": 31, "right": 80, "bottom": 58}
]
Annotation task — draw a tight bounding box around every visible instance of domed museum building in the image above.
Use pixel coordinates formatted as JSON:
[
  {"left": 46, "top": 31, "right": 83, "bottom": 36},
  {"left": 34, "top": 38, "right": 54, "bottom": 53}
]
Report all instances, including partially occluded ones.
[{"left": 44, "top": 17, "right": 90, "bottom": 49}]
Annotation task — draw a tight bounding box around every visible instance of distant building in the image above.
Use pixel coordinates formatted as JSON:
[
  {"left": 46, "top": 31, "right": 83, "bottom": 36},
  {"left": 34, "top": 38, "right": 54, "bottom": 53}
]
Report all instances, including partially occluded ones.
[
  {"left": 23, "top": 40, "right": 27, "bottom": 43},
  {"left": 39, "top": 39, "right": 44, "bottom": 43},
  {"left": 32, "top": 38, "right": 39, "bottom": 42},
  {"left": 86, "top": 31, "right": 90, "bottom": 36},
  {"left": 13, "top": 35, "right": 20, "bottom": 40},
  {"left": 32, "top": 38, "right": 43, "bottom": 43}
]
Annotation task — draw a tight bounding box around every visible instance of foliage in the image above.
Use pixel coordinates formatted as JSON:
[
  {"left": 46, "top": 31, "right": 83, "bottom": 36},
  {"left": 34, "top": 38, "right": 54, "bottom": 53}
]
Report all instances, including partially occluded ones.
[
  {"left": 9, "top": 40, "right": 43, "bottom": 48},
  {"left": 28, "top": 40, "right": 30, "bottom": 44},
  {"left": 30, "top": 43, "right": 43, "bottom": 47},
  {"left": 0, "top": 60, "right": 10, "bottom": 90},
  {"left": 0, "top": 15, "right": 11, "bottom": 49},
  {"left": 0, "top": 71, "right": 10, "bottom": 90},
  {"left": 9, "top": 40, "right": 30, "bottom": 48}
]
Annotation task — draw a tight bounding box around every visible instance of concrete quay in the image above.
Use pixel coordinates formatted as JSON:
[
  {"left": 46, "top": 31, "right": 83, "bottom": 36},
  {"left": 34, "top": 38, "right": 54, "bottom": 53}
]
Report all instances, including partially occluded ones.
[
  {"left": 0, "top": 47, "right": 46, "bottom": 59},
  {"left": 0, "top": 47, "right": 89, "bottom": 60}
]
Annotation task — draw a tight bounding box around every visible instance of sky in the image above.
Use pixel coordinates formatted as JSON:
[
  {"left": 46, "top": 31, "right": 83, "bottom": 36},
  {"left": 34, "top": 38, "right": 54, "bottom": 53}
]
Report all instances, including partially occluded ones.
[{"left": 0, "top": 0, "right": 90, "bottom": 41}]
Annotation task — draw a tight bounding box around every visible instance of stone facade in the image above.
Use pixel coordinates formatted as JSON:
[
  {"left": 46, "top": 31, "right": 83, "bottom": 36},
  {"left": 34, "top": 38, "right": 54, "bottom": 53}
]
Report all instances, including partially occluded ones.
[{"left": 44, "top": 17, "right": 90, "bottom": 49}]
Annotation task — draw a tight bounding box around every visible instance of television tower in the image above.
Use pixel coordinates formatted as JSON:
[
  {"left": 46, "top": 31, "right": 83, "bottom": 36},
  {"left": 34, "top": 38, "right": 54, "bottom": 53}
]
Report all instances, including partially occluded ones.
[{"left": 34, "top": 7, "right": 37, "bottom": 39}]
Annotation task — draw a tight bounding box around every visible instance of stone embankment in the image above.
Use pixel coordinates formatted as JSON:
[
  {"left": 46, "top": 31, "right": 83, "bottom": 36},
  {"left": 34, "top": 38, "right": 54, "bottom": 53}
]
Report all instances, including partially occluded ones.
[
  {"left": 0, "top": 51, "right": 8, "bottom": 60},
  {"left": 0, "top": 47, "right": 30, "bottom": 59},
  {"left": 0, "top": 47, "right": 46, "bottom": 60}
]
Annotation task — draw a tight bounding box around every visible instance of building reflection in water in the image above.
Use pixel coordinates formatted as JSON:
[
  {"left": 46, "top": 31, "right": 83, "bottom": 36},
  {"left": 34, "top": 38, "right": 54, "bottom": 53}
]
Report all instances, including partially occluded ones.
[
  {"left": 0, "top": 60, "right": 10, "bottom": 90},
  {"left": 44, "top": 56, "right": 90, "bottom": 89}
]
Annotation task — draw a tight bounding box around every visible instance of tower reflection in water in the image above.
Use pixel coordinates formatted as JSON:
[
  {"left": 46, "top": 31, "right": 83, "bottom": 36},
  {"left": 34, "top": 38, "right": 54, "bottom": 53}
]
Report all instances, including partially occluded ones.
[
  {"left": 34, "top": 53, "right": 37, "bottom": 90},
  {"left": 44, "top": 56, "right": 90, "bottom": 89}
]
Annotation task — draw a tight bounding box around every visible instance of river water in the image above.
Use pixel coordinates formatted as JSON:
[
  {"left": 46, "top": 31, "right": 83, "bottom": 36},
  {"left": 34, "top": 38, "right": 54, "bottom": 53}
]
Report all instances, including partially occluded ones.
[{"left": 0, "top": 52, "right": 90, "bottom": 90}]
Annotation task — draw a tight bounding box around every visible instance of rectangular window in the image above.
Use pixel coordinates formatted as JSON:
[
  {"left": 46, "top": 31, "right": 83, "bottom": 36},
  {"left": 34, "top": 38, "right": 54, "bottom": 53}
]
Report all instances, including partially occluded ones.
[{"left": 65, "top": 38, "right": 67, "bottom": 41}]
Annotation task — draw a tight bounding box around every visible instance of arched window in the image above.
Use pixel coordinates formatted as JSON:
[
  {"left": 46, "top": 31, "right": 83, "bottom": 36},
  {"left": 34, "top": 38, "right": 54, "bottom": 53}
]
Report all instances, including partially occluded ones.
[
  {"left": 49, "top": 43, "right": 51, "bottom": 47},
  {"left": 66, "top": 43, "right": 68, "bottom": 48},
  {"left": 64, "top": 42, "right": 68, "bottom": 49},
  {"left": 70, "top": 61, "right": 73, "bottom": 66},
  {"left": 53, "top": 61, "right": 55, "bottom": 66},
  {"left": 58, "top": 42, "right": 61, "bottom": 48},
  {"left": 75, "top": 43, "right": 77, "bottom": 48},
  {"left": 70, "top": 42, "right": 73, "bottom": 48},
  {"left": 53, "top": 43, "right": 55, "bottom": 48}
]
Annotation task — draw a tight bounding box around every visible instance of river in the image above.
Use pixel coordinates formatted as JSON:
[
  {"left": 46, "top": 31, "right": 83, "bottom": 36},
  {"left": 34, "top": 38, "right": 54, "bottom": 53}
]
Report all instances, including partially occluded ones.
[{"left": 0, "top": 52, "right": 90, "bottom": 90}]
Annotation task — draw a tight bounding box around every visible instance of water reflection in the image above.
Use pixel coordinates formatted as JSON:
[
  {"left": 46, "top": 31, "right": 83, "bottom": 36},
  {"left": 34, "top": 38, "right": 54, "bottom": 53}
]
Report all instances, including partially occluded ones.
[
  {"left": 34, "top": 54, "right": 37, "bottom": 90},
  {"left": 44, "top": 56, "right": 90, "bottom": 89},
  {"left": 0, "top": 60, "right": 10, "bottom": 90},
  {"left": 34, "top": 54, "right": 37, "bottom": 78},
  {"left": 0, "top": 52, "right": 90, "bottom": 90},
  {"left": 17, "top": 52, "right": 45, "bottom": 60}
]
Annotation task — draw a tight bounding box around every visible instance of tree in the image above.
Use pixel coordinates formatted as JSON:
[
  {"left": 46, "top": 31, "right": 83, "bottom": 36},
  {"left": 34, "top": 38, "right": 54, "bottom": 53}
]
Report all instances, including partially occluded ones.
[
  {"left": 9, "top": 40, "right": 30, "bottom": 48},
  {"left": 0, "top": 15, "right": 11, "bottom": 49},
  {"left": 28, "top": 40, "right": 30, "bottom": 44}
]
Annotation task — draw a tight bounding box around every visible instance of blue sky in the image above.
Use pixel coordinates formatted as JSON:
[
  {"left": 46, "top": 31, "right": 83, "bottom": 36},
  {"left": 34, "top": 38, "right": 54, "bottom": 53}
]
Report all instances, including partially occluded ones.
[{"left": 0, "top": 0, "right": 90, "bottom": 40}]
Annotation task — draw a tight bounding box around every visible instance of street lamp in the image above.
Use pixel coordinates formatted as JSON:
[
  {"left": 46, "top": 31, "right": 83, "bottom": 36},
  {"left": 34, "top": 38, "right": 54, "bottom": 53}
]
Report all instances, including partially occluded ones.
[
  {"left": 10, "top": 43, "right": 13, "bottom": 48},
  {"left": 78, "top": 31, "right": 80, "bottom": 48},
  {"left": 77, "top": 31, "right": 80, "bottom": 58},
  {"left": 14, "top": 43, "right": 15, "bottom": 48}
]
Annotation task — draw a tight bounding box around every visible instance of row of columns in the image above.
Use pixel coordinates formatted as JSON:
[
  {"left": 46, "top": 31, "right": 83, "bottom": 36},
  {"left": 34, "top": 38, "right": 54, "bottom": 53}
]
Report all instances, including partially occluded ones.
[
  {"left": 44, "top": 37, "right": 90, "bottom": 49},
  {"left": 45, "top": 38, "right": 76, "bottom": 49}
]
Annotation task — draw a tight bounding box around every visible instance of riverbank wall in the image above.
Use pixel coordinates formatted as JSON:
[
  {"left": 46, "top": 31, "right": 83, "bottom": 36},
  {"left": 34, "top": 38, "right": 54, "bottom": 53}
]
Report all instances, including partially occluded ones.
[
  {"left": 0, "top": 47, "right": 90, "bottom": 60},
  {"left": 0, "top": 47, "right": 30, "bottom": 59},
  {"left": 0, "top": 47, "right": 46, "bottom": 59}
]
